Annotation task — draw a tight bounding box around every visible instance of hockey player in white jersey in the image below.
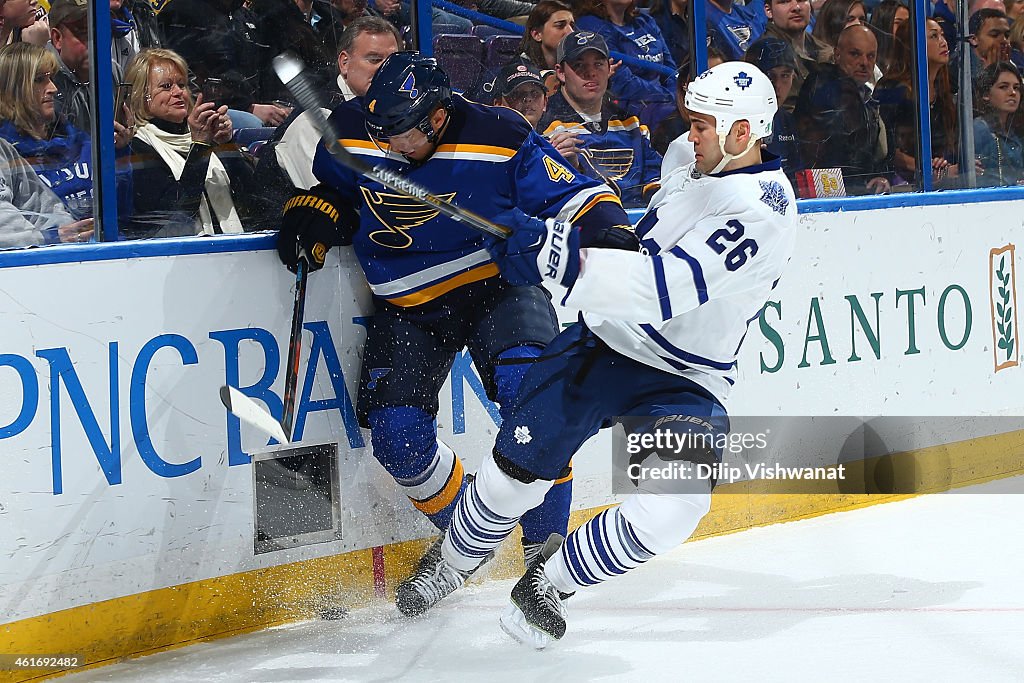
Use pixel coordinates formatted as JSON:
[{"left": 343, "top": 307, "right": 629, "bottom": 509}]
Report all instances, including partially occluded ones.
[{"left": 404, "top": 61, "right": 797, "bottom": 647}]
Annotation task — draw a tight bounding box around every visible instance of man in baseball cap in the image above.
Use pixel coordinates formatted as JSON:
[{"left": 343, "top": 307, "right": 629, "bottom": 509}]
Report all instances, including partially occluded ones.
[
  {"left": 554, "top": 29, "right": 609, "bottom": 66},
  {"left": 497, "top": 61, "right": 548, "bottom": 128},
  {"left": 538, "top": 29, "right": 662, "bottom": 208},
  {"left": 48, "top": 0, "right": 92, "bottom": 129}
]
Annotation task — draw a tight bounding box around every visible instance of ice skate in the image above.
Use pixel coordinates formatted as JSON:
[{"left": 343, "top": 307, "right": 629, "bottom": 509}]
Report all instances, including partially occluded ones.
[
  {"left": 395, "top": 534, "right": 493, "bottom": 617},
  {"left": 501, "top": 533, "right": 568, "bottom": 649}
]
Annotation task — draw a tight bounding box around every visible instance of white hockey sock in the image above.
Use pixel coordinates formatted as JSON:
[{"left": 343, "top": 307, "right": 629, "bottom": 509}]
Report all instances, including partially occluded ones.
[
  {"left": 442, "top": 455, "right": 551, "bottom": 573},
  {"left": 544, "top": 508, "right": 655, "bottom": 593},
  {"left": 545, "top": 486, "right": 711, "bottom": 594}
]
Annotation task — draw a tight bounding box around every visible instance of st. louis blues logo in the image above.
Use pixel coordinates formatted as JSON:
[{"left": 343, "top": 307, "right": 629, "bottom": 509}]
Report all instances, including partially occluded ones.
[
  {"left": 733, "top": 71, "right": 753, "bottom": 90},
  {"left": 360, "top": 187, "right": 457, "bottom": 248},
  {"left": 399, "top": 73, "right": 419, "bottom": 99}
]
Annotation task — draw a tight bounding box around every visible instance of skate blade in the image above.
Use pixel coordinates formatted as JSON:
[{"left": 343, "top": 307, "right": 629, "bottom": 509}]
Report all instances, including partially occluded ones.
[{"left": 499, "top": 603, "right": 557, "bottom": 650}]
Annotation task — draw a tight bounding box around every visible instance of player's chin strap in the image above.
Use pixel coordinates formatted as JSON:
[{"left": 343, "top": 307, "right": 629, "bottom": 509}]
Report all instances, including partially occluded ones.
[{"left": 710, "top": 133, "right": 760, "bottom": 174}]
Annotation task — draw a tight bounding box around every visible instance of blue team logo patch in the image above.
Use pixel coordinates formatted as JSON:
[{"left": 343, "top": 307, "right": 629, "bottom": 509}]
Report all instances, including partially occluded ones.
[
  {"left": 367, "top": 367, "right": 392, "bottom": 389},
  {"left": 399, "top": 73, "right": 419, "bottom": 99},
  {"left": 759, "top": 180, "right": 789, "bottom": 216},
  {"left": 733, "top": 71, "right": 753, "bottom": 90}
]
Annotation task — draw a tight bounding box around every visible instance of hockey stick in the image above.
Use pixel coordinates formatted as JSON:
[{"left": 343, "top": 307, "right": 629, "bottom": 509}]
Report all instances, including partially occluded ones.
[
  {"left": 280, "top": 256, "right": 308, "bottom": 441},
  {"left": 271, "top": 52, "right": 511, "bottom": 239},
  {"left": 219, "top": 258, "right": 307, "bottom": 445}
]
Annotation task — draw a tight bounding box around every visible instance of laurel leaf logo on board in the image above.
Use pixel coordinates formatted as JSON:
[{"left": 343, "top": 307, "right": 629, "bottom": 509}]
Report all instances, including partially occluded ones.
[{"left": 990, "top": 245, "right": 1019, "bottom": 372}]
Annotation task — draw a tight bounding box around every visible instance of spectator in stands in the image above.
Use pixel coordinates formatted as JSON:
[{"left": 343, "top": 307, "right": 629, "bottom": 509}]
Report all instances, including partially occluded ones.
[
  {"left": 762, "top": 0, "right": 832, "bottom": 111},
  {"left": 160, "top": 0, "right": 290, "bottom": 128},
  {"left": 0, "top": 43, "right": 119, "bottom": 220},
  {"left": 866, "top": 0, "right": 908, "bottom": 72},
  {"left": 970, "top": 8, "right": 1012, "bottom": 74},
  {"left": 294, "top": 0, "right": 349, "bottom": 58},
  {"left": 812, "top": 0, "right": 866, "bottom": 48},
  {"left": 969, "top": 0, "right": 1008, "bottom": 13},
  {"left": 250, "top": 0, "right": 337, "bottom": 104},
  {"left": 269, "top": 16, "right": 401, "bottom": 192},
  {"left": 122, "top": 48, "right": 260, "bottom": 237},
  {"left": 704, "top": 0, "right": 768, "bottom": 60},
  {"left": 651, "top": 36, "right": 727, "bottom": 162},
  {"left": 520, "top": 0, "right": 576, "bottom": 73},
  {"left": 364, "top": 0, "right": 473, "bottom": 35},
  {"left": 973, "top": 61, "right": 1024, "bottom": 185},
  {"left": 794, "top": 24, "right": 892, "bottom": 194},
  {"left": 650, "top": 0, "right": 689, "bottom": 68},
  {"left": 48, "top": 0, "right": 92, "bottom": 130},
  {"left": 497, "top": 61, "right": 549, "bottom": 127},
  {"left": 538, "top": 30, "right": 662, "bottom": 207},
  {"left": 574, "top": 0, "right": 678, "bottom": 123},
  {"left": 746, "top": 35, "right": 803, "bottom": 177},
  {"left": 110, "top": 0, "right": 163, "bottom": 74},
  {"left": 876, "top": 19, "right": 964, "bottom": 186},
  {"left": 1, "top": 0, "right": 49, "bottom": 46},
  {"left": 0, "top": 137, "right": 93, "bottom": 246},
  {"left": 1005, "top": 0, "right": 1024, "bottom": 20},
  {"left": 1010, "top": 17, "right": 1024, "bottom": 70}
]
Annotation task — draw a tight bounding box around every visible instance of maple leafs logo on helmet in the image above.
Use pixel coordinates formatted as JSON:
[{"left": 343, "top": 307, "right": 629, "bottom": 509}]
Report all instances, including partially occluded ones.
[{"left": 684, "top": 62, "right": 777, "bottom": 139}]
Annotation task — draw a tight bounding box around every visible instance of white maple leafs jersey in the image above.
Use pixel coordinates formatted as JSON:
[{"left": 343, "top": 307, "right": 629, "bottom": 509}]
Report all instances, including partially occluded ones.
[{"left": 565, "top": 156, "right": 797, "bottom": 406}]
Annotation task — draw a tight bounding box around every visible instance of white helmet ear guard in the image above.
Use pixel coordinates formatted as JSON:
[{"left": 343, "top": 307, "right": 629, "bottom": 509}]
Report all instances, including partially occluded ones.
[{"left": 684, "top": 61, "right": 777, "bottom": 139}]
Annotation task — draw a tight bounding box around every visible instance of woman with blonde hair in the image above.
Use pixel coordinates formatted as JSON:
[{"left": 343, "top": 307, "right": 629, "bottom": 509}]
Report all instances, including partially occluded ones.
[
  {"left": 0, "top": 42, "right": 103, "bottom": 239},
  {"left": 123, "top": 48, "right": 259, "bottom": 238}
]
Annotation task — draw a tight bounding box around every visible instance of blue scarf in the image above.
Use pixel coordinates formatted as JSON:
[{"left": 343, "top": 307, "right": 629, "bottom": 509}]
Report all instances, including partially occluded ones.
[{"left": 111, "top": 7, "right": 135, "bottom": 38}]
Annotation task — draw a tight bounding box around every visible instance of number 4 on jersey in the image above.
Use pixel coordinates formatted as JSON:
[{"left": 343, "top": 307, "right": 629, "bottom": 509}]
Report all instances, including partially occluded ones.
[
  {"left": 706, "top": 219, "right": 758, "bottom": 271},
  {"left": 544, "top": 156, "right": 575, "bottom": 183}
]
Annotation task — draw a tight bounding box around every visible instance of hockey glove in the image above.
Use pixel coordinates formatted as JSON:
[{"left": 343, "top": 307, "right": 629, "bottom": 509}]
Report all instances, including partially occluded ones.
[
  {"left": 488, "top": 213, "right": 580, "bottom": 289},
  {"left": 278, "top": 184, "right": 351, "bottom": 272}
]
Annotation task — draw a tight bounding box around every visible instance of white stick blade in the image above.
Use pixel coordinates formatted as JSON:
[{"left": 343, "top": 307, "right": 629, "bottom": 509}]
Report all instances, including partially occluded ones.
[{"left": 219, "top": 385, "right": 290, "bottom": 445}]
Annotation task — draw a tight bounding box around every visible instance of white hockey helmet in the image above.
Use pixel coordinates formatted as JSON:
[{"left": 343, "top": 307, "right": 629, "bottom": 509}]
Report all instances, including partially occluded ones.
[{"left": 684, "top": 61, "right": 777, "bottom": 139}]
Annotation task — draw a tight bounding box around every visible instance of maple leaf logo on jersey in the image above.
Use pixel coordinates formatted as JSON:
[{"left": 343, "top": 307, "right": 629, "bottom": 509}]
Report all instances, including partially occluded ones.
[
  {"left": 360, "top": 187, "right": 456, "bottom": 248},
  {"left": 759, "top": 180, "right": 789, "bottom": 216},
  {"left": 513, "top": 426, "right": 532, "bottom": 444},
  {"left": 733, "top": 71, "right": 753, "bottom": 90}
]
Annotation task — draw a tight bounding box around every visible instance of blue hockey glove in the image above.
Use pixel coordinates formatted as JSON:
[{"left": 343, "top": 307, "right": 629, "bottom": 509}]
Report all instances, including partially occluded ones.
[{"left": 488, "top": 213, "right": 580, "bottom": 288}]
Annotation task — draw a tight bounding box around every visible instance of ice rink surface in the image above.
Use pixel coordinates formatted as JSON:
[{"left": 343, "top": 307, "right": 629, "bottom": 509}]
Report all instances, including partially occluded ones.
[{"left": 64, "top": 479, "right": 1024, "bottom": 683}]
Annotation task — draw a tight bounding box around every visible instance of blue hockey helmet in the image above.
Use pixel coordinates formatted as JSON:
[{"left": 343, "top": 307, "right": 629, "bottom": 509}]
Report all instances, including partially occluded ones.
[{"left": 364, "top": 51, "right": 453, "bottom": 141}]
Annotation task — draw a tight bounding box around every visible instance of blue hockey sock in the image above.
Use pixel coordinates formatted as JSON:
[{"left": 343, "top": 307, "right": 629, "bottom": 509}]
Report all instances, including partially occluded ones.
[
  {"left": 519, "top": 472, "right": 572, "bottom": 544},
  {"left": 369, "top": 406, "right": 465, "bottom": 530}
]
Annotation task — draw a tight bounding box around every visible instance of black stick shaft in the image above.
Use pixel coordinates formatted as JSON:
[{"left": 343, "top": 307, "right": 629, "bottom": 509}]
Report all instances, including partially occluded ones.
[{"left": 281, "top": 258, "right": 307, "bottom": 441}]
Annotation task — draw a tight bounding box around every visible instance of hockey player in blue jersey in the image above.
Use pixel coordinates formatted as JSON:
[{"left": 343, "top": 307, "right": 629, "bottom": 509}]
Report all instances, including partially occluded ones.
[
  {"left": 275, "top": 51, "right": 637, "bottom": 617},
  {"left": 405, "top": 61, "right": 797, "bottom": 647}
]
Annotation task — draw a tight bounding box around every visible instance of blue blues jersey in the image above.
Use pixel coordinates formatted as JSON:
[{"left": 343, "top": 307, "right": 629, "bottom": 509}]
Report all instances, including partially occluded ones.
[
  {"left": 313, "top": 95, "right": 626, "bottom": 307},
  {"left": 576, "top": 13, "right": 677, "bottom": 111},
  {"left": 704, "top": 0, "right": 767, "bottom": 61},
  {"left": 538, "top": 92, "right": 662, "bottom": 208}
]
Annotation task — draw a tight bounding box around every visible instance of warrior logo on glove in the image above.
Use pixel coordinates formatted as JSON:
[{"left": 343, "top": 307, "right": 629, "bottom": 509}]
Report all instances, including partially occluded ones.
[{"left": 278, "top": 184, "right": 355, "bottom": 272}]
